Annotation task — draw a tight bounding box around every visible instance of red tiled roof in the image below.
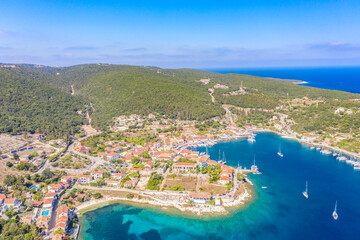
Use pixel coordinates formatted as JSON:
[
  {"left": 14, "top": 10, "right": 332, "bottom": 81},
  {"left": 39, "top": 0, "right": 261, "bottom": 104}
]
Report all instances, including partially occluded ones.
[{"left": 174, "top": 162, "right": 196, "bottom": 166}]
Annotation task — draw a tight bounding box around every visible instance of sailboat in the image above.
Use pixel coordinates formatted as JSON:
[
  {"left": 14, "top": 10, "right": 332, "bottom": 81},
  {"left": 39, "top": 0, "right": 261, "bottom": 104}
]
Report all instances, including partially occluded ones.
[
  {"left": 251, "top": 155, "right": 261, "bottom": 174},
  {"left": 332, "top": 201, "right": 338, "bottom": 220},
  {"left": 277, "top": 144, "right": 284, "bottom": 157},
  {"left": 219, "top": 152, "right": 227, "bottom": 164},
  {"left": 302, "top": 181, "right": 308, "bottom": 199}
]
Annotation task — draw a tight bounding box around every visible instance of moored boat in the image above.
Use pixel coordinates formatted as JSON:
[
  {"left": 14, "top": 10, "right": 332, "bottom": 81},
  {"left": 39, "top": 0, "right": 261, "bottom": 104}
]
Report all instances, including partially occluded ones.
[
  {"left": 332, "top": 201, "right": 338, "bottom": 220},
  {"left": 302, "top": 181, "right": 308, "bottom": 199}
]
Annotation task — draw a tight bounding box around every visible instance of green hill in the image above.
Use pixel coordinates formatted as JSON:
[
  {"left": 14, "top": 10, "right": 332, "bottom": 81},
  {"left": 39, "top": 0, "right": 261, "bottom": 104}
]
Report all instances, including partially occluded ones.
[
  {"left": 77, "top": 70, "right": 224, "bottom": 127},
  {"left": 1, "top": 63, "right": 359, "bottom": 136},
  {"left": 0, "top": 68, "right": 86, "bottom": 137}
]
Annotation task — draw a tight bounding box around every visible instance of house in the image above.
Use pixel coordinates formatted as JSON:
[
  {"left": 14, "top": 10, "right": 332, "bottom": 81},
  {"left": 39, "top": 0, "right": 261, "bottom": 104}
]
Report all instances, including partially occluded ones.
[
  {"left": 144, "top": 161, "right": 154, "bottom": 170},
  {"left": 301, "top": 134, "right": 316, "bottom": 142},
  {"left": 219, "top": 176, "right": 231, "bottom": 185},
  {"left": 173, "top": 162, "right": 197, "bottom": 172},
  {"left": 32, "top": 201, "right": 43, "bottom": 207},
  {"left": 36, "top": 215, "right": 49, "bottom": 229},
  {"left": 221, "top": 168, "right": 232, "bottom": 177},
  {"left": 199, "top": 78, "right": 210, "bottom": 85},
  {"left": 48, "top": 184, "right": 64, "bottom": 194},
  {"left": 180, "top": 149, "right": 192, "bottom": 156},
  {"left": 61, "top": 175, "right": 73, "bottom": 184},
  {"left": 213, "top": 84, "right": 229, "bottom": 89},
  {"left": 123, "top": 178, "right": 139, "bottom": 188},
  {"left": 188, "top": 192, "right": 212, "bottom": 204},
  {"left": 43, "top": 198, "right": 54, "bottom": 208},
  {"left": 335, "top": 107, "right": 345, "bottom": 114},
  {"left": 0, "top": 194, "right": 6, "bottom": 204},
  {"left": 54, "top": 221, "right": 68, "bottom": 232},
  {"left": 129, "top": 114, "right": 138, "bottom": 120},
  {"left": 111, "top": 173, "right": 126, "bottom": 180},
  {"left": 159, "top": 133, "right": 167, "bottom": 139},
  {"left": 91, "top": 171, "right": 103, "bottom": 180},
  {"left": 20, "top": 215, "right": 33, "bottom": 225},
  {"left": 45, "top": 192, "right": 57, "bottom": 200},
  {"left": 57, "top": 205, "right": 69, "bottom": 218},
  {"left": 107, "top": 152, "right": 120, "bottom": 161},
  {"left": 79, "top": 175, "right": 91, "bottom": 184},
  {"left": 113, "top": 146, "right": 123, "bottom": 152},
  {"left": 3, "top": 198, "right": 20, "bottom": 209},
  {"left": 98, "top": 152, "right": 106, "bottom": 158}
]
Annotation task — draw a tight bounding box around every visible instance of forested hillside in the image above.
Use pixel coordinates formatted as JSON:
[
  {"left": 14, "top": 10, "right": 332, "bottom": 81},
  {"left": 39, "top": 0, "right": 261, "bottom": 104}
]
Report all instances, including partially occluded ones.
[
  {"left": 78, "top": 71, "right": 223, "bottom": 127},
  {"left": 1, "top": 63, "right": 359, "bottom": 137},
  {"left": 0, "top": 68, "right": 86, "bottom": 137}
]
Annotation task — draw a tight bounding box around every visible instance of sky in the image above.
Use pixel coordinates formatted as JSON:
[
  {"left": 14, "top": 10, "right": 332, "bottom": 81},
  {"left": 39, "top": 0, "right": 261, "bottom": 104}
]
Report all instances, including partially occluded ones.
[{"left": 1, "top": 0, "right": 360, "bottom": 68}]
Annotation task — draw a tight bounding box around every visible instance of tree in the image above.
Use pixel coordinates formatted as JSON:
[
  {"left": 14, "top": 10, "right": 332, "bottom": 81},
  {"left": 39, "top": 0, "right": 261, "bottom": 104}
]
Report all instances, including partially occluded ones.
[
  {"left": 103, "top": 172, "right": 110, "bottom": 178},
  {"left": 13, "top": 153, "right": 20, "bottom": 161},
  {"left": 93, "top": 193, "right": 102, "bottom": 199},
  {"left": 6, "top": 162, "right": 13, "bottom": 168},
  {"left": 4, "top": 175, "right": 17, "bottom": 186}
]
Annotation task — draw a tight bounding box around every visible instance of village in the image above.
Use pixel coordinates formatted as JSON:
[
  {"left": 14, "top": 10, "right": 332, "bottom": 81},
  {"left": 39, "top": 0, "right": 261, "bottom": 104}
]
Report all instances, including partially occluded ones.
[
  {"left": 0, "top": 113, "right": 265, "bottom": 240},
  {"left": 0, "top": 108, "right": 359, "bottom": 240}
]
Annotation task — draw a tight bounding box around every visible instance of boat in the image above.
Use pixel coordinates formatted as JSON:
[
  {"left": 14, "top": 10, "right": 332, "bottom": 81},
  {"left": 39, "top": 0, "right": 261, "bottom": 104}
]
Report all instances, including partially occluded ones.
[
  {"left": 251, "top": 156, "right": 261, "bottom": 174},
  {"left": 320, "top": 149, "right": 332, "bottom": 155},
  {"left": 333, "top": 152, "right": 338, "bottom": 157},
  {"left": 353, "top": 162, "right": 360, "bottom": 170},
  {"left": 218, "top": 152, "right": 227, "bottom": 164},
  {"left": 316, "top": 147, "right": 321, "bottom": 150},
  {"left": 261, "top": 186, "right": 267, "bottom": 189},
  {"left": 277, "top": 144, "right": 284, "bottom": 157},
  {"left": 310, "top": 146, "right": 315, "bottom": 150},
  {"left": 332, "top": 201, "right": 338, "bottom": 220},
  {"left": 302, "top": 181, "right": 309, "bottom": 199},
  {"left": 247, "top": 135, "right": 256, "bottom": 143}
]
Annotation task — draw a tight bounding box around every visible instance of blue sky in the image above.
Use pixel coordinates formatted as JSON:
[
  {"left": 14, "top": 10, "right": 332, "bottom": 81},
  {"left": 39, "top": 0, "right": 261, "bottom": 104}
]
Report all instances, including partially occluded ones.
[{"left": 1, "top": 0, "right": 360, "bottom": 68}]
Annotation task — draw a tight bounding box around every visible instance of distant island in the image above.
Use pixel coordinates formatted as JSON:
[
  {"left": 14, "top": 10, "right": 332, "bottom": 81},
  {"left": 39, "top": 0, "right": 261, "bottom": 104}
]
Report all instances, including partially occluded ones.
[{"left": 1, "top": 63, "right": 360, "bottom": 239}]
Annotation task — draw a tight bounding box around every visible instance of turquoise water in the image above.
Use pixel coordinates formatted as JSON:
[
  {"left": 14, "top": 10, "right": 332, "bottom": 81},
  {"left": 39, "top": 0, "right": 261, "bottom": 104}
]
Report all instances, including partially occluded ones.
[{"left": 79, "top": 133, "right": 360, "bottom": 240}]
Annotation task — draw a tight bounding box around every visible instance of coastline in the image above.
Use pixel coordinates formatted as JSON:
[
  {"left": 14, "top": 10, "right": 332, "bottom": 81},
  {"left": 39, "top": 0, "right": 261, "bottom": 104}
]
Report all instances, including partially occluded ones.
[
  {"left": 293, "top": 80, "right": 308, "bottom": 85},
  {"left": 76, "top": 182, "right": 252, "bottom": 218}
]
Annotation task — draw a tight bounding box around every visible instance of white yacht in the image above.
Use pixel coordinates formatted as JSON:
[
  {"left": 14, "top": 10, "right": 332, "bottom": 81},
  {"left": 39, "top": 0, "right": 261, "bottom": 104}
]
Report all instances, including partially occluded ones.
[
  {"left": 302, "top": 181, "right": 308, "bottom": 199},
  {"left": 332, "top": 201, "right": 338, "bottom": 220}
]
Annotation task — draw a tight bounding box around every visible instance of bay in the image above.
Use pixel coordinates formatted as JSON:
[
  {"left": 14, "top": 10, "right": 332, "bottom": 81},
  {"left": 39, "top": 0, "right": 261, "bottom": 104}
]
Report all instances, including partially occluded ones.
[{"left": 79, "top": 133, "right": 360, "bottom": 240}]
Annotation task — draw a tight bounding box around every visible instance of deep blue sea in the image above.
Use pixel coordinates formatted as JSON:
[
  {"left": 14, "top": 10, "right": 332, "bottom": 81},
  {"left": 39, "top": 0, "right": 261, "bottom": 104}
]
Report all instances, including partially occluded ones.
[
  {"left": 209, "top": 66, "right": 360, "bottom": 94},
  {"left": 79, "top": 133, "right": 360, "bottom": 240}
]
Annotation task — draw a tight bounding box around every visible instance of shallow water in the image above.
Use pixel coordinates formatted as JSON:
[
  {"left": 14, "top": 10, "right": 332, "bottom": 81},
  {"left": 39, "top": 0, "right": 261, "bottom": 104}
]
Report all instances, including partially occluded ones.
[{"left": 79, "top": 133, "right": 360, "bottom": 240}]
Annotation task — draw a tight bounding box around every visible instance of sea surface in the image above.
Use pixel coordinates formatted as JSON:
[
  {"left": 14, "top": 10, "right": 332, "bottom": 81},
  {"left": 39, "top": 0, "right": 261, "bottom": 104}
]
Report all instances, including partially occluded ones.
[
  {"left": 209, "top": 66, "right": 360, "bottom": 94},
  {"left": 78, "top": 133, "right": 360, "bottom": 240}
]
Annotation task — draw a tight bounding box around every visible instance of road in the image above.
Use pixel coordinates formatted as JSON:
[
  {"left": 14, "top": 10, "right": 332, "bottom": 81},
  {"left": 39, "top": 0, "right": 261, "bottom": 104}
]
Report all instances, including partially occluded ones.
[{"left": 223, "top": 106, "right": 234, "bottom": 124}]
